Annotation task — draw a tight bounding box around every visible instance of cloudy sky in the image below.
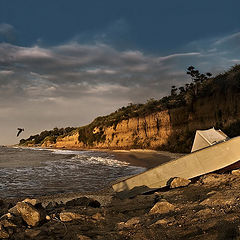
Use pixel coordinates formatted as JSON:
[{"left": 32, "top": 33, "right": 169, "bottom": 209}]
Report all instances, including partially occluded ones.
[{"left": 0, "top": 0, "right": 240, "bottom": 145}]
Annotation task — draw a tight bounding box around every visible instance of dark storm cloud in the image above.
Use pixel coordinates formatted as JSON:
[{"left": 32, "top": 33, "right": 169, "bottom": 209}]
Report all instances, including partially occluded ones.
[
  {"left": 0, "top": 42, "right": 203, "bottom": 105},
  {"left": 1, "top": 30, "right": 240, "bottom": 109}
]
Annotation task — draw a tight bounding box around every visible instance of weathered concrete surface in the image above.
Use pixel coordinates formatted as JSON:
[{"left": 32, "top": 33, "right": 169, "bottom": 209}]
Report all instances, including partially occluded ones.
[{"left": 112, "top": 137, "right": 240, "bottom": 197}]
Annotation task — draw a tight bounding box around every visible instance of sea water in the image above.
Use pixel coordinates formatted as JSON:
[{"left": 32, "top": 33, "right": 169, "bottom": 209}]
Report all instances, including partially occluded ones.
[{"left": 0, "top": 146, "right": 145, "bottom": 198}]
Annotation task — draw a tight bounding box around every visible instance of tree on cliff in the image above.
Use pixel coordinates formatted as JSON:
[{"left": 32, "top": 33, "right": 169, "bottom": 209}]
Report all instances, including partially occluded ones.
[
  {"left": 185, "top": 66, "right": 212, "bottom": 107},
  {"left": 171, "top": 86, "right": 178, "bottom": 96}
]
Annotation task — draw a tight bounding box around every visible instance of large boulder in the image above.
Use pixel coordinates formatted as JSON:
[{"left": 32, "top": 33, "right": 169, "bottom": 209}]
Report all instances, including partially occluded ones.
[
  {"left": 170, "top": 177, "right": 191, "bottom": 188},
  {"left": 16, "top": 202, "right": 45, "bottom": 226},
  {"left": 149, "top": 201, "right": 175, "bottom": 214}
]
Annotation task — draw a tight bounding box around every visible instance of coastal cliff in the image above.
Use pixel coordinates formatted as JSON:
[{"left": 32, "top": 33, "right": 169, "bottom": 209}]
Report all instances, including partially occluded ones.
[
  {"left": 20, "top": 65, "right": 240, "bottom": 153},
  {"left": 48, "top": 110, "right": 172, "bottom": 150},
  {"left": 43, "top": 92, "right": 240, "bottom": 153}
]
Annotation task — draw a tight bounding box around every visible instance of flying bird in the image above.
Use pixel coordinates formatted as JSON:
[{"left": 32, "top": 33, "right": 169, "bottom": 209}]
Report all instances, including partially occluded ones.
[{"left": 17, "top": 128, "right": 24, "bottom": 137}]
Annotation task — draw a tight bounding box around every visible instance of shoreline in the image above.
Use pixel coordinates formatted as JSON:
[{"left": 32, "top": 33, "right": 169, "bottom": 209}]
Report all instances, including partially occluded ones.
[
  {"left": 0, "top": 145, "right": 184, "bottom": 201},
  {"left": 1, "top": 145, "right": 184, "bottom": 202},
  {"left": 15, "top": 145, "right": 184, "bottom": 169}
]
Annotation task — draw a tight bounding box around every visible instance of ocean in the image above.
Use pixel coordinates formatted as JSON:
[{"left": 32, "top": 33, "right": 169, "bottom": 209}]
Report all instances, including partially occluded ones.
[{"left": 0, "top": 146, "right": 145, "bottom": 198}]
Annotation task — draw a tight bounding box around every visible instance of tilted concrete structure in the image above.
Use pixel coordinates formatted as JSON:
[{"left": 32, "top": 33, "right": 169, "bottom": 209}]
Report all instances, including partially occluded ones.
[{"left": 112, "top": 134, "right": 240, "bottom": 198}]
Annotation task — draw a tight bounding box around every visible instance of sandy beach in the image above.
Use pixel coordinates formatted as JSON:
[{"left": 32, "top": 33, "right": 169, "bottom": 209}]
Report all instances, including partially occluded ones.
[{"left": 111, "top": 149, "right": 184, "bottom": 169}]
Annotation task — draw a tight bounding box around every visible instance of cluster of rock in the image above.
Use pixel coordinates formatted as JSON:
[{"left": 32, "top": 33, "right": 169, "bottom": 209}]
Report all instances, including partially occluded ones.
[
  {"left": 0, "top": 196, "right": 101, "bottom": 239},
  {"left": 1, "top": 170, "right": 240, "bottom": 239}
]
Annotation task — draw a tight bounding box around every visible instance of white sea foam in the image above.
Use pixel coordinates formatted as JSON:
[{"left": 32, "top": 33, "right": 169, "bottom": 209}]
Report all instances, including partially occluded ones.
[
  {"left": 87, "top": 156, "right": 130, "bottom": 166},
  {"left": 49, "top": 149, "right": 131, "bottom": 167},
  {"left": 50, "top": 149, "right": 87, "bottom": 155}
]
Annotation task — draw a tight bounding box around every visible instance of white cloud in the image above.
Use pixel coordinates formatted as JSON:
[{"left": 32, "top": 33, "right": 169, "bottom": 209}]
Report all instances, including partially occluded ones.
[
  {"left": 86, "top": 84, "right": 129, "bottom": 94},
  {"left": 214, "top": 32, "right": 240, "bottom": 45},
  {"left": 0, "top": 70, "right": 14, "bottom": 75},
  {"left": 16, "top": 46, "right": 52, "bottom": 59},
  {"left": 158, "top": 52, "right": 201, "bottom": 62},
  {"left": 86, "top": 68, "right": 116, "bottom": 74}
]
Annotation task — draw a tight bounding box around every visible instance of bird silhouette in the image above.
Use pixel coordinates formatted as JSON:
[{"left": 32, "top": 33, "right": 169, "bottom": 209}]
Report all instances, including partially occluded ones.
[{"left": 17, "top": 128, "right": 24, "bottom": 137}]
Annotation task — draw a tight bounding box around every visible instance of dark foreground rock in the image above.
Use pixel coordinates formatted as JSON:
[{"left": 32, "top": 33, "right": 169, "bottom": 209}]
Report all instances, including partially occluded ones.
[{"left": 2, "top": 172, "right": 240, "bottom": 239}]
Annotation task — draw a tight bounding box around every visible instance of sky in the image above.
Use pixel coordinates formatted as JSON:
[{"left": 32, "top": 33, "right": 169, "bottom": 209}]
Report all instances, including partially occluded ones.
[{"left": 0, "top": 0, "right": 240, "bottom": 145}]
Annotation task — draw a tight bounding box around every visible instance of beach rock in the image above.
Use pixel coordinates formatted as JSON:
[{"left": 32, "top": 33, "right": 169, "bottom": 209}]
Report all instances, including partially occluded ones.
[
  {"left": 16, "top": 202, "right": 45, "bottom": 226},
  {"left": 207, "top": 190, "right": 217, "bottom": 196},
  {"left": 92, "top": 212, "right": 104, "bottom": 221},
  {"left": 200, "top": 193, "right": 235, "bottom": 206},
  {"left": 152, "top": 219, "right": 168, "bottom": 225},
  {"left": 0, "top": 213, "right": 13, "bottom": 220},
  {"left": 117, "top": 222, "right": 125, "bottom": 230},
  {"left": 22, "top": 198, "right": 38, "bottom": 206},
  {"left": 0, "top": 225, "right": 9, "bottom": 239},
  {"left": 149, "top": 201, "right": 175, "bottom": 214},
  {"left": 196, "top": 208, "right": 213, "bottom": 217},
  {"left": 1, "top": 213, "right": 23, "bottom": 227},
  {"left": 25, "top": 229, "right": 41, "bottom": 238},
  {"left": 170, "top": 177, "right": 191, "bottom": 188},
  {"left": 117, "top": 217, "right": 141, "bottom": 230},
  {"left": 59, "top": 211, "right": 85, "bottom": 222},
  {"left": 124, "top": 217, "right": 140, "bottom": 227},
  {"left": 8, "top": 205, "right": 19, "bottom": 215},
  {"left": 0, "top": 219, "right": 17, "bottom": 228},
  {"left": 232, "top": 169, "right": 240, "bottom": 176},
  {"left": 77, "top": 234, "right": 92, "bottom": 240}
]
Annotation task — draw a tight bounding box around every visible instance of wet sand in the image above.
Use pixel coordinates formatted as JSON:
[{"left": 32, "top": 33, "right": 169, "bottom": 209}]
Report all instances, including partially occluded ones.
[{"left": 111, "top": 149, "right": 184, "bottom": 169}]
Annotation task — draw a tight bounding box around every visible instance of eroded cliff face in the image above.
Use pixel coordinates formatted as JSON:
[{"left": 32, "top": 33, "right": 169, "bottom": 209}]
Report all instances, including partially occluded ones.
[
  {"left": 41, "top": 89, "right": 240, "bottom": 153},
  {"left": 42, "top": 110, "right": 172, "bottom": 150},
  {"left": 96, "top": 110, "right": 172, "bottom": 149}
]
